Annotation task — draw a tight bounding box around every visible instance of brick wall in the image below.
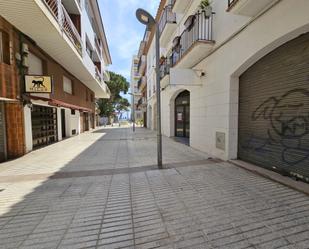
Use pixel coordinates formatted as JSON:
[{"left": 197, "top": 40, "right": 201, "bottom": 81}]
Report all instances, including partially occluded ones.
[
  {"left": 26, "top": 40, "right": 96, "bottom": 113},
  {"left": 0, "top": 16, "right": 21, "bottom": 100},
  {"left": 5, "top": 102, "right": 25, "bottom": 158}
]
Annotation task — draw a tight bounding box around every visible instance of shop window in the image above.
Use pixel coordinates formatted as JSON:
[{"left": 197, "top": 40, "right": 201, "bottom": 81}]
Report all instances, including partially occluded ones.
[
  {"left": 63, "top": 76, "right": 73, "bottom": 94},
  {"left": 0, "top": 30, "right": 10, "bottom": 65}
]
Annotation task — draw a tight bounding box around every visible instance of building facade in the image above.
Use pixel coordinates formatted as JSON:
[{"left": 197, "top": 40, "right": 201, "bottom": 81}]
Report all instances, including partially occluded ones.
[
  {"left": 130, "top": 55, "right": 143, "bottom": 122},
  {"left": 142, "top": 0, "right": 309, "bottom": 182},
  {"left": 134, "top": 31, "right": 150, "bottom": 127},
  {"left": 0, "top": 0, "right": 111, "bottom": 162}
]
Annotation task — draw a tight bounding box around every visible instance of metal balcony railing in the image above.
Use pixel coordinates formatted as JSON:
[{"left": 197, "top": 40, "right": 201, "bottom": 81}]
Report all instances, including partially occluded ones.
[
  {"left": 160, "top": 57, "right": 171, "bottom": 79},
  {"left": 137, "top": 77, "right": 142, "bottom": 89},
  {"left": 95, "top": 36, "right": 102, "bottom": 57},
  {"left": 103, "top": 71, "right": 110, "bottom": 82},
  {"left": 171, "top": 11, "right": 213, "bottom": 66},
  {"left": 137, "top": 55, "right": 146, "bottom": 75},
  {"left": 95, "top": 66, "right": 102, "bottom": 83},
  {"left": 137, "top": 98, "right": 143, "bottom": 107},
  {"left": 159, "top": 5, "right": 176, "bottom": 35},
  {"left": 137, "top": 76, "right": 147, "bottom": 90},
  {"left": 43, "top": 0, "right": 82, "bottom": 55}
]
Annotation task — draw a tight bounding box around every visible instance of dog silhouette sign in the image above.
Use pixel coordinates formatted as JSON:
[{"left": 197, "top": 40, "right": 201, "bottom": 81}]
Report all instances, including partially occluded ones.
[{"left": 25, "top": 75, "right": 52, "bottom": 93}]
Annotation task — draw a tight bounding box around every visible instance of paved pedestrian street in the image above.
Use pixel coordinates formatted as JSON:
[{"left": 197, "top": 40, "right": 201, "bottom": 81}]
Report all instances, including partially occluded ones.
[{"left": 0, "top": 128, "right": 308, "bottom": 249}]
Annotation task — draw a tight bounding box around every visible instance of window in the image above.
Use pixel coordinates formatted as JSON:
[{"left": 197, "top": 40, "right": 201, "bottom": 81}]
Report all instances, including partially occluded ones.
[
  {"left": 90, "top": 93, "right": 94, "bottom": 102},
  {"left": 0, "top": 30, "right": 10, "bottom": 64},
  {"left": 86, "top": 89, "right": 88, "bottom": 101},
  {"left": 28, "top": 52, "right": 43, "bottom": 75},
  {"left": 71, "top": 109, "right": 76, "bottom": 115},
  {"left": 63, "top": 76, "right": 73, "bottom": 94}
]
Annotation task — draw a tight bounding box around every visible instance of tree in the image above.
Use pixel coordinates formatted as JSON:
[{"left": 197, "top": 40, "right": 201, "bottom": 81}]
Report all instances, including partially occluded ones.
[{"left": 97, "top": 71, "right": 130, "bottom": 122}]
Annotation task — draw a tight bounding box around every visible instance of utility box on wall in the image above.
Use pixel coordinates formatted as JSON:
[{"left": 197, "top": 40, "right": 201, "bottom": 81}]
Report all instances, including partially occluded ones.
[{"left": 216, "top": 132, "right": 226, "bottom": 151}]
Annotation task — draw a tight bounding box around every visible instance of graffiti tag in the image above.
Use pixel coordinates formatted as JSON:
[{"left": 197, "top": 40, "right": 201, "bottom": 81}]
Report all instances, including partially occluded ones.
[{"left": 242, "top": 89, "right": 309, "bottom": 165}]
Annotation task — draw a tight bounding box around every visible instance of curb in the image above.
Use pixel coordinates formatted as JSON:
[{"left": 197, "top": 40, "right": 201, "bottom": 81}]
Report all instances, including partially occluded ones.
[{"left": 229, "top": 160, "right": 309, "bottom": 196}]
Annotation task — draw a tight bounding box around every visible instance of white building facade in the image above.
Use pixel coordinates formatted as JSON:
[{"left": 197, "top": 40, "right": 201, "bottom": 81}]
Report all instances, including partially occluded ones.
[{"left": 145, "top": 0, "right": 309, "bottom": 182}]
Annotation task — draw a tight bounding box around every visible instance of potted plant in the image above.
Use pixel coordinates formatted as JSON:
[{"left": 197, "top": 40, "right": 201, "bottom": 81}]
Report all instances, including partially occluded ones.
[{"left": 199, "top": 0, "right": 212, "bottom": 18}]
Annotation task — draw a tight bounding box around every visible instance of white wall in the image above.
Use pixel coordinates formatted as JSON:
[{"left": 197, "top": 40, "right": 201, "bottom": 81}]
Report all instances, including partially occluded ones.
[
  {"left": 192, "top": 0, "right": 309, "bottom": 160},
  {"left": 62, "top": 108, "right": 81, "bottom": 137},
  {"left": 57, "top": 108, "right": 62, "bottom": 141},
  {"left": 155, "top": 0, "right": 309, "bottom": 161},
  {"left": 23, "top": 106, "right": 33, "bottom": 153}
]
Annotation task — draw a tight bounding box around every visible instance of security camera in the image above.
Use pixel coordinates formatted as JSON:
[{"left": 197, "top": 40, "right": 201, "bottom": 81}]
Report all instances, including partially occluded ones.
[{"left": 194, "top": 70, "right": 206, "bottom": 77}]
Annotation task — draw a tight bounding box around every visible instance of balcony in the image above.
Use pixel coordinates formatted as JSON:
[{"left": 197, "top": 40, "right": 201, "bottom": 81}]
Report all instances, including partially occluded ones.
[
  {"left": 44, "top": 0, "right": 82, "bottom": 54},
  {"left": 94, "top": 35, "right": 102, "bottom": 59},
  {"left": 62, "top": 0, "right": 81, "bottom": 15},
  {"left": 103, "top": 71, "right": 110, "bottom": 82},
  {"left": 171, "top": 11, "right": 214, "bottom": 68},
  {"left": 227, "top": 0, "right": 276, "bottom": 16},
  {"left": 0, "top": 0, "right": 109, "bottom": 98},
  {"left": 137, "top": 41, "right": 146, "bottom": 58},
  {"left": 159, "top": 5, "right": 177, "bottom": 47},
  {"left": 95, "top": 66, "right": 102, "bottom": 82},
  {"left": 172, "top": 0, "right": 191, "bottom": 13},
  {"left": 138, "top": 55, "right": 147, "bottom": 76},
  {"left": 138, "top": 76, "right": 147, "bottom": 91},
  {"left": 160, "top": 57, "right": 171, "bottom": 89}
]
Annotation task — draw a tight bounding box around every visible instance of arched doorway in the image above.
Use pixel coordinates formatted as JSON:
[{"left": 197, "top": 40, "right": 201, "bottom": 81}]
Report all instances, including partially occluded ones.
[
  {"left": 175, "top": 90, "right": 190, "bottom": 138},
  {"left": 238, "top": 32, "right": 309, "bottom": 182}
]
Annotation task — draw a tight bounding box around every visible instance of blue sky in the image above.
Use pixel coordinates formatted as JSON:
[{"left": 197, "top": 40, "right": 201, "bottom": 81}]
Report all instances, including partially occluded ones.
[{"left": 99, "top": 0, "right": 160, "bottom": 82}]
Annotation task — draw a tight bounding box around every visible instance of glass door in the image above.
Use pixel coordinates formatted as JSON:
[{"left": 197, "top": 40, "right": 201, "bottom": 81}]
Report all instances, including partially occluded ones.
[{"left": 176, "top": 105, "right": 185, "bottom": 137}]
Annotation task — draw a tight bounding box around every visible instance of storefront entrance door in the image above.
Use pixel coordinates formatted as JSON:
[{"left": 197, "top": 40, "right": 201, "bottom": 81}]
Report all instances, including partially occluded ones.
[{"left": 175, "top": 91, "right": 190, "bottom": 138}]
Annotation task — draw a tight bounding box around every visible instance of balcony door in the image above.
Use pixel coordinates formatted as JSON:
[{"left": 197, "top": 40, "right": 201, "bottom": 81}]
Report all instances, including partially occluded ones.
[{"left": 175, "top": 90, "right": 190, "bottom": 138}]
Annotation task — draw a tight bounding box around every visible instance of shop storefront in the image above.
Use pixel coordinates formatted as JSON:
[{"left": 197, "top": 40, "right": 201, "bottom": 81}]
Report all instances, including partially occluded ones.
[
  {"left": 175, "top": 90, "right": 190, "bottom": 138},
  {"left": 238, "top": 33, "right": 309, "bottom": 182},
  {"left": 31, "top": 105, "right": 58, "bottom": 148}
]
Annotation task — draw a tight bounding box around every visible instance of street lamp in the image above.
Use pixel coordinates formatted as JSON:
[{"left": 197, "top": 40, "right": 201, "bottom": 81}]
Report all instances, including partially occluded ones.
[{"left": 136, "top": 8, "right": 163, "bottom": 169}]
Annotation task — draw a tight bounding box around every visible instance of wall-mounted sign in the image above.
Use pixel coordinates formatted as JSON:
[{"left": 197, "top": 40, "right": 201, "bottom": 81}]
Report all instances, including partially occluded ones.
[{"left": 25, "top": 75, "right": 52, "bottom": 93}]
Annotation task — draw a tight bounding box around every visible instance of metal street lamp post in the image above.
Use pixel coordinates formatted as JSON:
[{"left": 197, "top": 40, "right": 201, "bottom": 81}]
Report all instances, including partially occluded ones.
[{"left": 136, "top": 8, "right": 163, "bottom": 169}]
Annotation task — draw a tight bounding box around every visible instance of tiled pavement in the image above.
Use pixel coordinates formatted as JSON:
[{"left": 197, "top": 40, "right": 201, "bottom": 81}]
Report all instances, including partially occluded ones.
[{"left": 0, "top": 128, "right": 308, "bottom": 249}]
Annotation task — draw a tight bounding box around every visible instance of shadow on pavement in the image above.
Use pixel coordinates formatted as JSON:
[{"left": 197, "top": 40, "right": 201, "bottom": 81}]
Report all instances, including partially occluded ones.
[{"left": 0, "top": 127, "right": 211, "bottom": 249}]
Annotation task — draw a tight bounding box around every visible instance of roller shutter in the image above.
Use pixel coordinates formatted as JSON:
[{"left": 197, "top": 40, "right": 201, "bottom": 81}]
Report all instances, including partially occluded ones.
[{"left": 238, "top": 33, "right": 309, "bottom": 183}]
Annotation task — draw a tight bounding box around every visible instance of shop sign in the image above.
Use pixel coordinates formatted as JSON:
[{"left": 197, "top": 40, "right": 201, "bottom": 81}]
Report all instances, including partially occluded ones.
[{"left": 25, "top": 75, "right": 52, "bottom": 93}]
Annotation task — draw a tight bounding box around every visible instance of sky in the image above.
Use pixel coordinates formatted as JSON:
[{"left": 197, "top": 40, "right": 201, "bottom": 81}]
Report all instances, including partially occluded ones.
[{"left": 99, "top": 0, "right": 160, "bottom": 82}]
